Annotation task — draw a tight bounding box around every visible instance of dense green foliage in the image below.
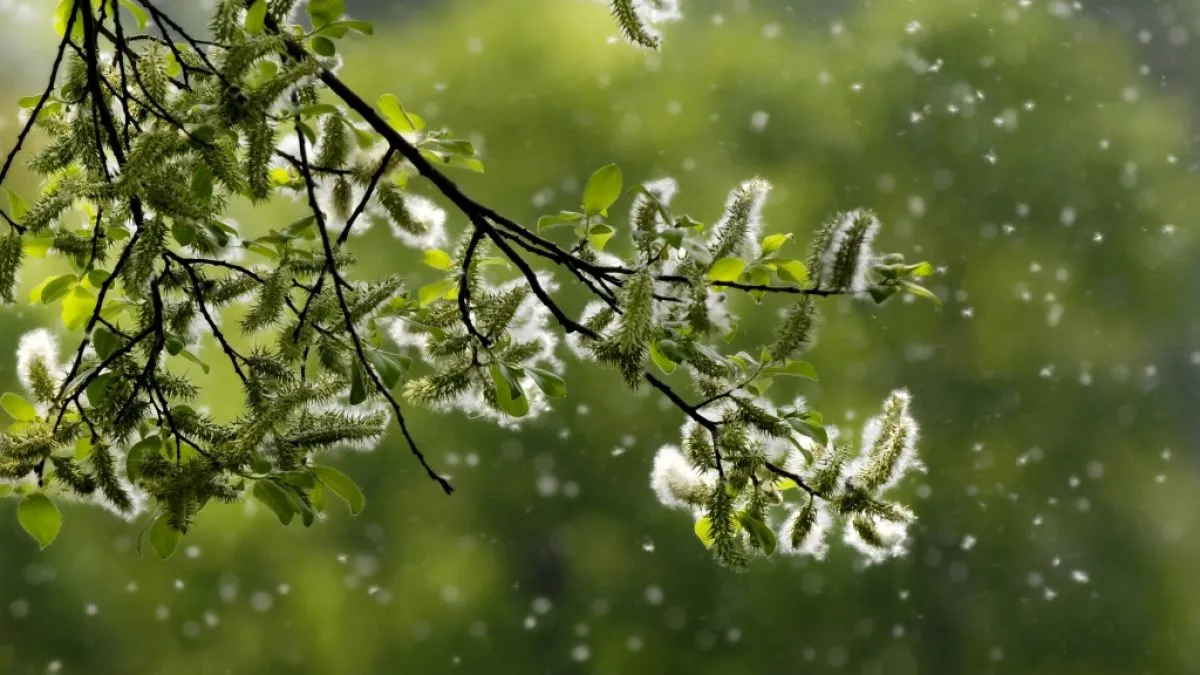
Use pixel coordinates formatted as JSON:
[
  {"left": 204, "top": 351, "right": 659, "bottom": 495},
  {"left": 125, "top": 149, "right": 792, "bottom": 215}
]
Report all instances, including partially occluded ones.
[{"left": 0, "top": 0, "right": 935, "bottom": 571}]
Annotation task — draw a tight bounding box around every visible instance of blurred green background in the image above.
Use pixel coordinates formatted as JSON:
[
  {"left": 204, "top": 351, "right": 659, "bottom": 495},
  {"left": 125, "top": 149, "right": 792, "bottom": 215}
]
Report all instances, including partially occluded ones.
[{"left": 2, "top": 0, "right": 1199, "bottom": 673}]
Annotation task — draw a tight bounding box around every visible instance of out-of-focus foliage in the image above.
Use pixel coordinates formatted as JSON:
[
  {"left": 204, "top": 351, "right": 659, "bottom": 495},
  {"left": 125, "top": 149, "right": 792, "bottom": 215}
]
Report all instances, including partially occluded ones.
[{"left": 0, "top": 0, "right": 1198, "bottom": 673}]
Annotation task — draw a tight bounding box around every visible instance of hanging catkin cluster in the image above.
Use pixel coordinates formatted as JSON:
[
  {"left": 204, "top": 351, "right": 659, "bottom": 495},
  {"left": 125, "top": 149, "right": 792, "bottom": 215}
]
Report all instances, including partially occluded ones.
[{"left": 0, "top": 0, "right": 939, "bottom": 563}]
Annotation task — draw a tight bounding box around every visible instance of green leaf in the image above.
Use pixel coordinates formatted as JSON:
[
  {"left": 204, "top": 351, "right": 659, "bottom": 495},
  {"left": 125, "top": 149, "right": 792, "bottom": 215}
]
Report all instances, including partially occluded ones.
[
  {"left": 869, "top": 285, "right": 898, "bottom": 304},
  {"left": 526, "top": 366, "right": 566, "bottom": 398},
  {"left": 900, "top": 280, "right": 941, "bottom": 307},
  {"left": 377, "top": 94, "right": 424, "bottom": 133},
  {"left": 773, "top": 360, "right": 818, "bottom": 381},
  {"left": 775, "top": 259, "right": 809, "bottom": 286},
  {"left": 306, "top": 0, "right": 345, "bottom": 27},
  {"left": 34, "top": 274, "right": 76, "bottom": 304},
  {"left": 366, "top": 351, "right": 408, "bottom": 390},
  {"left": 649, "top": 341, "right": 677, "bottom": 375},
  {"left": 84, "top": 269, "right": 110, "bottom": 290},
  {"left": 85, "top": 372, "right": 115, "bottom": 408},
  {"left": 775, "top": 478, "right": 798, "bottom": 491},
  {"left": 191, "top": 164, "right": 214, "bottom": 201},
  {"left": 422, "top": 249, "right": 454, "bottom": 271},
  {"left": 418, "top": 278, "right": 457, "bottom": 306},
  {"left": 164, "top": 333, "right": 184, "bottom": 356},
  {"left": 707, "top": 257, "right": 746, "bottom": 282},
  {"left": 1, "top": 393, "right": 37, "bottom": 421},
  {"left": 587, "top": 223, "right": 616, "bottom": 251},
  {"left": 349, "top": 359, "right": 367, "bottom": 404},
  {"left": 3, "top": 188, "right": 28, "bottom": 221},
  {"left": 906, "top": 262, "right": 935, "bottom": 278},
  {"left": 16, "top": 95, "right": 41, "bottom": 110},
  {"left": 490, "top": 363, "right": 529, "bottom": 417},
  {"left": 244, "top": 0, "right": 267, "bottom": 34},
  {"left": 147, "top": 515, "right": 181, "bottom": 559},
  {"left": 61, "top": 286, "right": 96, "bottom": 332},
  {"left": 581, "top": 164, "right": 622, "bottom": 216},
  {"left": 761, "top": 233, "right": 792, "bottom": 256},
  {"left": 313, "top": 19, "right": 374, "bottom": 37},
  {"left": 18, "top": 493, "right": 61, "bottom": 549},
  {"left": 314, "top": 466, "right": 365, "bottom": 515},
  {"left": 171, "top": 221, "right": 197, "bottom": 247},
  {"left": 126, "top": 436, "right": 163, "bottom": 482},
  {"left": 53, "top": 0, "right": 84, "bottom": 41},
  {"left": 310, "top": 36, "right": 336, "bottom": 57},
  {"left": 537, "top": 211, "right": 583, "bottom": 232},
  {"left": 694, "top": 516, "right": 715, "bottom": 548},
  {"left": 180, "top": 349, "right": 210, "bottom": 374},
  {"left": 736, "top": 512, "right": 777, "bottom": 556},
  {"left": 118, "top": 0, "right": 149, "bottom": 30},
  {"left": 253, "top": 480, "right": 297, "bottom": 526}
]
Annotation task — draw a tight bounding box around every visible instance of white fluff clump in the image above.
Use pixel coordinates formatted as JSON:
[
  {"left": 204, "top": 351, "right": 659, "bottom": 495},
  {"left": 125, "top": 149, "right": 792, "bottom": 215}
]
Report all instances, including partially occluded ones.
[
  {"left": 710, "top": 178, "right": 771, "bottom": 260},
  {"left": 384, "top": 194, "right": 447, "bottom": 250},
  {"left": 850, "top": 388, "right": 923, "bottom": 493},
  {"left": 817, "top": 209, "right": 880, "bottom": 293},
  {"left": 16, "top": 328, "right": 61, "bottom": 397},
  {"left": 843, "top": 513, "right": 910, "bottom": 565},
  {"left": 778, "top": 500, "right": 833, "bottom": 560},
  {"left": 565, "top": 300, "right": 611, "bottom": 361},
  {"left": 650, "top": 444, "right": 713, "bottom": 510}
]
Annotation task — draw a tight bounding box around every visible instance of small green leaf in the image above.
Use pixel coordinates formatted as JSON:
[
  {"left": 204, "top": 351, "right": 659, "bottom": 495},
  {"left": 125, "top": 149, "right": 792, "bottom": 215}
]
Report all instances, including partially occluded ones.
[
  {"left": 760, "top": 233, "right": 792, "bottom": 256},
  {"left": 900, "top": 280, "right": 941, "bottom": 307},
  {"left": 586, "top": 223, "right": 615, "bottom": 251},
  {"left": 126, "top": 436, "right": 163, "bottom": 483},
  {"left": 1, "top": 393, "right": 37, "bottom": 422},
  {"left": 164, "top": 333, "right": 184, "bottom": 356},
  {"left": 148, "top": 515, "right": 181, "bottom": 559},
  {"left": 736, "top": 512, "right": 777, "bottom": 556},
  {"left": 707, "top": 257, "right": 746, "bottom": 282},
  {"left": 85, "top": 372, "right": 115, "bottom": 408},
  {"left": 537, "top": 211, "right": 583, "bottom": 232},
  {"left": 244, "top": 0, "right": 267, "bottom": 34},
  {"left": 253, "top": 480, "right": 297, "bottom": 526},
  {"left": 869, "top": 285, "right": 898, "bottom": 304},
  {"left": 418, "top": 278, "right": 457, "bottom": 306},
  {"left": 349, "top": 359, "right": 367, "bottom": 404},
  {"left": 84, "top": 269, "right": 111, "bottom": 290},
  {"left": 2, "top": 188, "right": 28, "bottom": 221},
  {"left": 649, "top": 341, "right": 677, "bottom": 375},
  {"left": 377, "top": 94, "right": 424, "bottom": 133},
  {"left": 118, "top": 0, "right": 148, "bottom": 30},
  {"left": 61, "top": 286, "right": 96, "bottom": 332},
  {"left": 313, "top": 19, "right": 374, "bottom": 37},
  {"left": 310, "top": 36, "right": 336, "bottom": 57},
  {"left": 16, "top": 96, "right": 41, "bottom": 110},
  {"left": 582, "top": 164, "right": 622, "bottom": 216},
  {"left": 366, "top": 350, "right": 408, "bottom": 390},
  {"left": 422, "top": 249, "right": 454, "bottom": 271},
  {"left": 34, "top": 274, "right": 76, "bottom": 304},
  {"left": 775, "top": 478, "right": 798, "bottom": 491},
  {"left": 180, "top": 349, "right": 210, "bottom": 374},
  {"left": 526, "top": 366, "right": 566, "bottom": 398},
  {"left": 306, "top": 0, "right": 345, "bottom": 27},
  {"left": 694, "top": 516, "right": 715, "bottom": 548},
  {"left": 18, "top": 493, "right": 61, "bottom": 549},
  {"left": 773, "top": 360, "right": 818, "bottom": 381},
  {"left": 906, "top": 262, "right": 935, "bottom": 278},
  {"left": 314, "top": 465, "right": 365, "bottom": 515},
  {"left": 490, "top": 363, "right": 529, "bottom": 417},
  {"left": 775, "top": 259, "right": 809, "bottom": 286}
]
